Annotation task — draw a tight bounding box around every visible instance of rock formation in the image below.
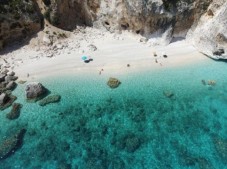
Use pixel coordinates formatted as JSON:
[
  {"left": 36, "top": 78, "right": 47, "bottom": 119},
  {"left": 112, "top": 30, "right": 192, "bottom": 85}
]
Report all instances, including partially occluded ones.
[
  {"left": 187, "top": 0, "right": 227, "bottom": 59},
  {"left": 0, "top": 0, "right": 43, "bottom": 50},
  {"left": 25, "top": 82, "right": 47, "bottom": 101},
  {"left": 38, "top": 94, "right": 61, "bottom": 106},
  {"left": 107, "top": 77, "right": 121, "bottom": 89},
  {"left": 1, "top": 0, "right": 227, "bottom": 59}
]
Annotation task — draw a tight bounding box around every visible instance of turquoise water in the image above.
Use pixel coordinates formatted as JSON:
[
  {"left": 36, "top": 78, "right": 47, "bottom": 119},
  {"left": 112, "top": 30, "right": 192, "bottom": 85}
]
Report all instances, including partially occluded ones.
[{"left": 0, "top": 59, "right": 227, "bottom": 169}]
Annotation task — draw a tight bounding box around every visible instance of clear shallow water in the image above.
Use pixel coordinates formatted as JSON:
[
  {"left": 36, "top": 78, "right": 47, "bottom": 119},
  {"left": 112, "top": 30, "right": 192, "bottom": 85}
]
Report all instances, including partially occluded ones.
[{"left": 0, "top": 59, "right": 227, "bottom": 169}]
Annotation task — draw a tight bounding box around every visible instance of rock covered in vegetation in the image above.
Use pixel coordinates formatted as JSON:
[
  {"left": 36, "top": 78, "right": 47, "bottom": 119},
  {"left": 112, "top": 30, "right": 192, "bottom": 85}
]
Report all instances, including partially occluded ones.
[
  {"left": 0, "top": 129, "right": 26, "bottom": 160},
  {"left": 107, "top": 77, "right": 121, "bottom": 89},
  {"left": 6, "top": 103, "right": 22, "bottom": 120},
  {"left": 0, "top": 0, "right": 42, "bottom": 50},
  {"left": 38, "top": 94, "right": 61, "bottom": 106},
  {"left": 25, "top": 82, "right": 47, "bottom": 101}
]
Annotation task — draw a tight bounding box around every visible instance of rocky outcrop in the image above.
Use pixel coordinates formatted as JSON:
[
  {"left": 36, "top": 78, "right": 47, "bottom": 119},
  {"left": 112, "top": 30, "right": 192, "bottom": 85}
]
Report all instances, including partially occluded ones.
[
  {"left": 107, "top": 77, "right": 121, "bottom": 89},
  {"left": 37, "top": 0, "right": 212, "bottom": 39},
  {"left": 95, "top": 0, "right": 211, "bottom": 40},
  {"left": 38, "top": 94, "right": 61, "bottom": 106},
  {"left": 41, "top": 0, "right": 94, "bottom": 30},
  {"left": 1, "top": 0, "right": 226, "bottom": 59},
  {"left": 25, "top": 82, "right": 47, "bottom": 101},
  {"left": 187, "top": 0, "right": 227, "bottom": 59},
  {"left": 0, "top": 0, "right": 43, "bottom": 50}
]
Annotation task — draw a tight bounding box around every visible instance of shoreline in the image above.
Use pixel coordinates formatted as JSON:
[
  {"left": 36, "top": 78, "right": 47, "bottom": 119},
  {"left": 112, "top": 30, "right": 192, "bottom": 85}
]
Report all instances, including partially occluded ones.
[{"left": 0, "top": 29, "right": 209, "bottom": 81}]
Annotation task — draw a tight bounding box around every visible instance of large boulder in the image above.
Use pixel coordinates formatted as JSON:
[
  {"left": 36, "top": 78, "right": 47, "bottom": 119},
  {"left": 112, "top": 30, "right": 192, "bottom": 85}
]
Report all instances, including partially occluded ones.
[
  {"left": 38, "top": 95, "right": 61, "bottom": 106},
  {"left": 25, "top": 82, "right": 47, "bottom": 100},
  {"left": 107, "top": 77, "right": 121, "bottom": 89}
]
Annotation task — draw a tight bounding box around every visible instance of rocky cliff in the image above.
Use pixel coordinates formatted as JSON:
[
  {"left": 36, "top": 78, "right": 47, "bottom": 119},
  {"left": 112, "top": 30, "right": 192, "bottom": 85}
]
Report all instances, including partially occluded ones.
[
  {"left": 0, "top": 0, "right": 227, "bottom": 59},
  {"left": 0, "top": 0, "right": 43, "bottom": 50},
  {"left": 187, "top": 0, "right": 227, "bottom": 59}
]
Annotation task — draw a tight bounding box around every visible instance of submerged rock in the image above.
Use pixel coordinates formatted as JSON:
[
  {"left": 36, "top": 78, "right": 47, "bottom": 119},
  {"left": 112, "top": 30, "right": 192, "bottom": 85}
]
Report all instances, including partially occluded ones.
[
  {"left": 163, "top": 91, "right": 174, "bottom": 98},
  {"left": 25, "top": 82, "right": 47, "bottom": 101},
  {"left": 201, "top": 80, "right": 206, "bottom": 85},
  {"left": 38, "top": 95, "right": 61, "bottom": 106},
  {"left": 114, "top": 134, "right": 142, "bottom": 153},
  {"left": 18, "top": 80, "right": 26, "bottom": 84},
  {"left": 6, "top": 103, "right": 22, "bottom": 120},
  {"left": 0, "top": 129, "right": 26, "bottom": 160},
  {"left": 207, "top": 80, "right": 216, "bottom": 86},
  {"left": 107, "top": 78, "right": 121, "bottom": 89},
  {"left": 213, "top": 136, "right": 227, "bottom": 163}
]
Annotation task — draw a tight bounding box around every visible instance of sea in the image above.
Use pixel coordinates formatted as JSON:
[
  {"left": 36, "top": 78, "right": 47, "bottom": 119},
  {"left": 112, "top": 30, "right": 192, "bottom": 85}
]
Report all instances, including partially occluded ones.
[{"left": 0, "top": 57, "right": 226, "bottom": 169}]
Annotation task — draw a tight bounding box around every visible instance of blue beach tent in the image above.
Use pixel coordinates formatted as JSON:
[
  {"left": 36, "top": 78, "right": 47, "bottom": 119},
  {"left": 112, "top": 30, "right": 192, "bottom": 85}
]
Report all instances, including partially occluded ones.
[{"left": 81, "top": 56, "right": 87, "bottom": 61}]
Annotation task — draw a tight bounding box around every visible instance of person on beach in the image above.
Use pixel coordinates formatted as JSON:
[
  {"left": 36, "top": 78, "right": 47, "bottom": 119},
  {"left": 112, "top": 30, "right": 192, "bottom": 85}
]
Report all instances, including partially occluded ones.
[{"left": 99, "top": 69, "right": 104, "bottom": 75}]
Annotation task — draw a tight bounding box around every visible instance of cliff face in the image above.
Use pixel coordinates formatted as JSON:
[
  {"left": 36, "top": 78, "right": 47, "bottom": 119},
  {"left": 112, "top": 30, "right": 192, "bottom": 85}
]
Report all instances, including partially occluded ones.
[
  {"left": 42, "top": 0, "right": 211, "bottom": 38},
  {"left": 95, "top": 0, "right": 211, "bottom": 36},
  {"left": 0, "top": 0, "right": 43, "bottom": 50},
  {"left": 187, "top": 0, "right": 227, "bottom": 59},
  {"left": 0, "top": 0, "right": 226, "bottom": 59}
]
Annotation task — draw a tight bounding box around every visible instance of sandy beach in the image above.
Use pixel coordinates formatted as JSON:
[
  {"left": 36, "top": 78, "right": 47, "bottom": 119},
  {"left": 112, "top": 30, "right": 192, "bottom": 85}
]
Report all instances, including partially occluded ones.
[{"left": 0, "top": 28, "right": 208, "bottom": 80}]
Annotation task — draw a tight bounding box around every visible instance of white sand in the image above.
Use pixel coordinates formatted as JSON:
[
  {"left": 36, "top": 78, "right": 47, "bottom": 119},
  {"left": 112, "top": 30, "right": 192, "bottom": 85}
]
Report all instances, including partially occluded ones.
[{"left": 0, "top": 28, "right": 208, "bottom": 81}]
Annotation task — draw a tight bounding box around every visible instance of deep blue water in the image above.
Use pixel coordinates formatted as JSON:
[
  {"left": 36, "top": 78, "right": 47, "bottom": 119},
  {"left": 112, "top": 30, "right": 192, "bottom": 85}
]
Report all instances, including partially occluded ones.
[{"left": 0, "top": 59, "right": 227, "bottom": 169}]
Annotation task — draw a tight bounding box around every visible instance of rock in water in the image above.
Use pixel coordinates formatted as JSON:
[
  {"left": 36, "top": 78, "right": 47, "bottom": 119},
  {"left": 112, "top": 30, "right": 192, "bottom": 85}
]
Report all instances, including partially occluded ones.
[
  {"left": 163, "top": 91, "right": 174, "bottom": 98},
  {"left": 6, "top": 81, "right": 17, "bottom": 90},
  {"left": 0, "top": 93, "right": 17, "bottom": 111},
  {"left": 18, "top": 80, "right": 26, "bottom": 84},
  {"left": 107, "top": 78, "right": 121, "bottom": 89},
  {"left": 6, "top": 103, "right": 22, "bottom": 120},
  {"left": 25, "top": 82, "right": 47, "bottom": 101},
  {"left": 38, "top": 95, "right": 61, "bottom": 106},
  {"left": 0, "top": 93, "right": 8, "bottom": 106},
  {"left": 0, "top": 129, "right": 26, "bottom": 160}
]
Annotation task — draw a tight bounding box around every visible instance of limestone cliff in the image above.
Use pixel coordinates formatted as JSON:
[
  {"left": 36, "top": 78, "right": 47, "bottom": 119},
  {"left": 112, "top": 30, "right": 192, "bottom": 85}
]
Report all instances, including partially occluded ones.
[
  {"left": 41, "top": 0, "right": 211, "bottom": 39},
  {"left": 1, "top": 0, "right": 226, "bottom": 59},
  {"left": 187, "top": 0, "right": 227, "bottom": 59},
  {"left": 0, "top": 0, "right": 43, "bottom": 50}
]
